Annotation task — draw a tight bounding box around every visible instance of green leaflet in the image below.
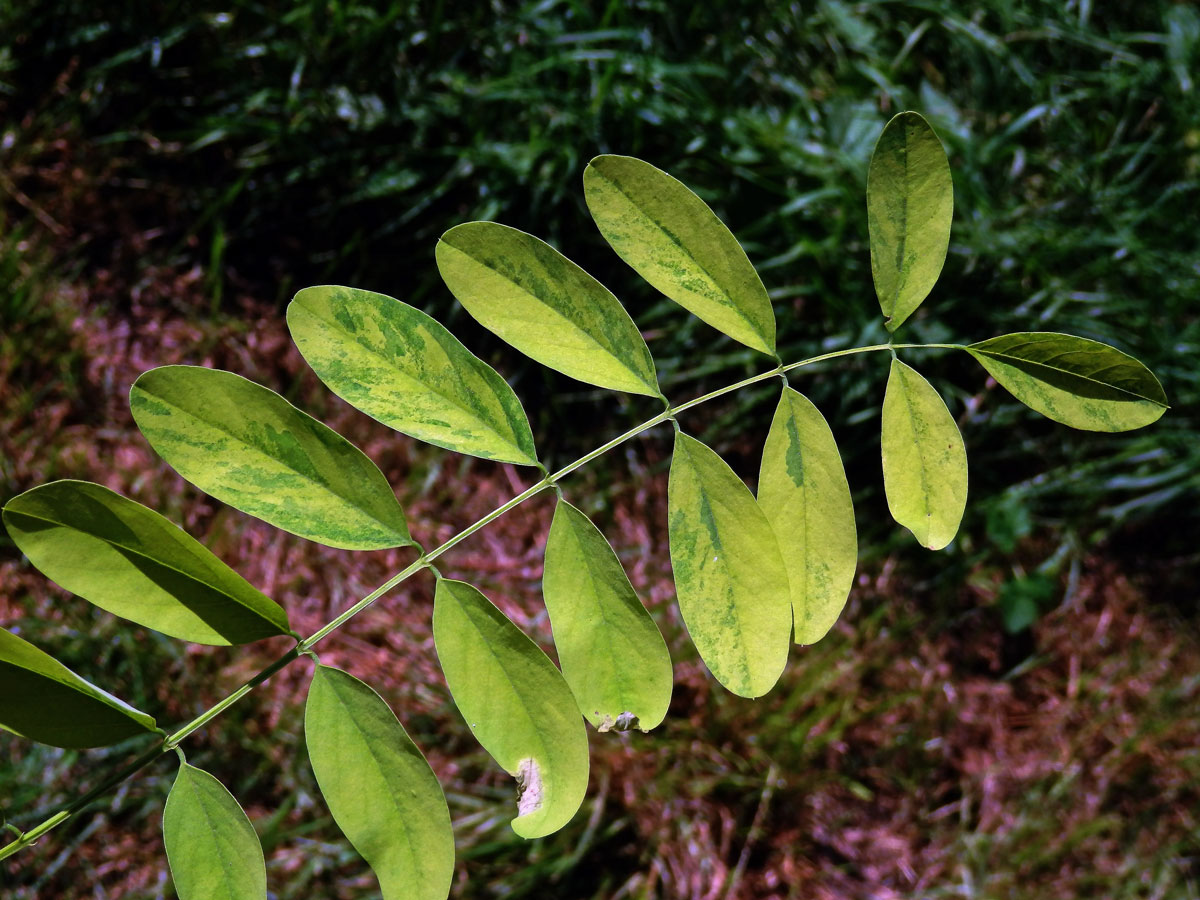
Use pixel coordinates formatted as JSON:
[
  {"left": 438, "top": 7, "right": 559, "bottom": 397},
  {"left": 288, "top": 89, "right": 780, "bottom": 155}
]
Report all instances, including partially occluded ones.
[
  {"left": 432, "top": 578, "right": 589, "bottom": 839},
  {"left": 435, "top": 221, "right": 660, "bottom": 397},
  {"left": 288, "top": 285, "right": 538, "bottom": 465},
  {"left": 757, "top": 388, "right": 857, "bottom": 645},
  {"left": 163, "top": 764, "right": 266, "bottom": 900},
  {"left": 967, "top": 332, "right": 1169, "bottom": 432},
  {"left": 584, "top": 155, "right": 776, "bottom": 355},
  {"left": 881, "top": 358, "right": 968, "bottom": 550},
  {"left": 304, "top": 665, "right": 454, "bottom": 900},
  {"left": 667, "top": 432, "right": 791, "bottom": 698},
  {"left": 0, "top": 627, "right": 157, "bottom": 748},
  {"left": 130, "top": 366, "right": 411, "bottom": 550},
  {"left": 543, "top": 499, "right": 673, "bottom": 732},
  {"left": 867, "top": 111, "right": 953, "bottom": 333},
  {"left": 2, "top": 480, "right": 289, "bottom": 645}
]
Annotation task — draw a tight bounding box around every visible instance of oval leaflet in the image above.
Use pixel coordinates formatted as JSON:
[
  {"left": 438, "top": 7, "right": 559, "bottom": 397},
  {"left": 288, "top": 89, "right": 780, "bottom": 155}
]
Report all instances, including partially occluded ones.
[
  {"left": 3, "top": 480, "right": 289, "bottom": 645},
  {"left": 867, "top": 111, "right": 954, "bottom": 332},
  {"left": 0, "top": 628, "right": 157, "bottom": 749},
  {"left": 668, "top": 431, "right": 791, "bottom": 698},
  {"left": 880, "top": 358, "right": 968, "bottom": 550},
  {"left": 757, "top": 388, "right": 857, "bottom": 645},
  {"left": 584, "top": 154, "right": 776, "bottom": 355},
  {"left": 163, "top": 763, "right": 267, "bottom": 900},
  {"left": 436, "top": 221, "right": 661, "bottom": 396},
  {"left": 131, "top": 366, "right": 411, "bottom": 550},
  {"left": 967, "top": 332, "right": 1168, "bottom": 432},
  {"left": 543, "top": 499, "right": 673, "bottom": 732},
  {"left": 305, "top": 665, "right": 454, "bottom": 900},
  {"left": 288, "top": 285, "right": 538, "bottom": 465},
  {"left": 432, "top": 578, "right": 589, "bottom": 839}
]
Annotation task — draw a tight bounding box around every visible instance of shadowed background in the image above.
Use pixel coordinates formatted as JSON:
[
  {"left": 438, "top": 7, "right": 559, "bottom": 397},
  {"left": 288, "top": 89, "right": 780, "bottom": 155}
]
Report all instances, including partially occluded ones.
[{"left": 2, "top": 2, "right": 1198, "bottom": 897}]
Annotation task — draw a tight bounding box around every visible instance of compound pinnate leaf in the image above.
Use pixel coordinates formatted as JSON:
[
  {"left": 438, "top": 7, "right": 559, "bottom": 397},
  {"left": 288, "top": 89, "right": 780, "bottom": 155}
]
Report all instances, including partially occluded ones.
[
  {"left": 163, "top": 764, "right": 266, "bottom": 900},
  {"left": 0, "top": 627, "right": 157, "bottom": 748},
  {"left": 867, "top": 111, "right": 953, "bottom": 332},
  {"left": 881, "top": 358, "right": 968, "bottom": 550},
  {"left": 304, "top": 665, "right": 454, "bottom": 900},
  {"left": 435, "top": 221, "right": 660, "bottom": 397},
  {"left": 967, "top": 332, "right": 1168, "bottom": 432},
  {"left": 130, "top": 366, "right": 411, "bottom": 550},
  {"left": 2, "top": 480, "right": 289, "bottom": 645},
  {"left": 432, "top": 578, "right": 589, "bottom": 839},
  {"left": 543, "top": 499, "right": 673, "bottom": 732},
  {"left": 584, "top": 155, "right": 776, "bottom": 355},
  {"left": 288, "top": 285, "right": 537, "bottom": 465},
  {"left": 757, "top": 388, "right": 857, "bottom": 645},
  {"left": 668, "top": 431, "right": 791, "bottom": 698}
]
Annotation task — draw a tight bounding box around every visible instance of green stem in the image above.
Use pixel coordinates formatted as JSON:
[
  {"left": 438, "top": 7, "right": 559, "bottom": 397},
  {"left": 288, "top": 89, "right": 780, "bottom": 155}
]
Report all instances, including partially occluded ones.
[
  {"left": 0, "top": 341, "right": 962, "bottom": 862},
  {"left": 0, "top": 742, "right": 165, "bottom": 859},
  {"left": 164, "top": 648, "right": 301, "bottom": 747},
  {"left": 297, "top": 472, "right": 555, "bottom": 652}
]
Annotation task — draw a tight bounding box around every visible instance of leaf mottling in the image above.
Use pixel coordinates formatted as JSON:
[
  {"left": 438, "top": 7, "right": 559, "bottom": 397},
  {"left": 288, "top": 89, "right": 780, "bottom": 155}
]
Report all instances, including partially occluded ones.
[
  {"left": 436, "top": 222, "right": 660, "bottom": 396},
  {"left": 967, "top": 332, "right": 1167, "bottom": 432},
  {"left": 130, "top": 366, "right": 410, "bottom": 550},
  {"left": 433, "top": 579, "right": 589, "bottom": 839},
  {"left": 758, "top": 388, "right": 857, "bottom": 645},
  {"left": 668, "top": 432, "right": 790, "bottom": 698},
  {"left": 867, "top": 112, "right": 953, "bottom": 333},
  {"left": 543, "top": 500, "right": 673, "bottom": 731},
  {"left": 289, "top": 285, "right": 538, "bottom": 464},
  {"left": 584, "top": 155, "right": 776, "bottom": 355},
  {"left": 880, "top": 359, "right": 967, "bottom": 550}
]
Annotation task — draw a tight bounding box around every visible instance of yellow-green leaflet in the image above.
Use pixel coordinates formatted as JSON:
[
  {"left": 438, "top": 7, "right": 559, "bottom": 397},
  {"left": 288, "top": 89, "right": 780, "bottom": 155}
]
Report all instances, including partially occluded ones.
[
  {"left": 584, "top": 155, "right": 776, "bottom": 355},
  {"left": 757, "top": 388, "right": 857, "bottom": 645},
  {"left": 667, "top": 432, "right": 791, "bottom": 698},
  {"left": 163, "top": 764, "right": 266, "bottom": 900},
  {"left": 435, "top": 222, "right": 660, "bottom": 396},
  {"left": 130, "top": 366, "right": 410, "bottom": 550},
  {"left": 304, "top": 665, "right": 454, "bottom": 900},
  {"left": 2, "top": 480, "right": 289, "bottom": 645},
  {"left": 967, "top": 332, "right": 1168, "bottom": 432},
  {"left": 543, "top": 499, "right": 673, "bottom": 732},
  {"left": 432, "top": 578, "right": 589, "bottom": 839},
  {"left": 288, "top": 285, "right": 538, "bottom": 465},
  {"left": 867, "top": 112, "right": 953, "bottom": 333},
  {"left": 881, "top": 358, "right": 968, "bottom": 550},
  {"left": 0, "top": 627, "right": 157, "bottom": 748}
]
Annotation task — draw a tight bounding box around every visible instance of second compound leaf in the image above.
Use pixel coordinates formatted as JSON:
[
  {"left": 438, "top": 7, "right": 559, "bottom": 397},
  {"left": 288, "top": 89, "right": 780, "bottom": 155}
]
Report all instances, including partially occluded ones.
[
  {"left": 668, "top": 432, "right": 791, "bottom": 699},
  {"left": 881, "top": 358, "right": 968, "bottom": 550},
  {"left": 758, "top": 388, "right": 857, "bottom": 645},
  {"left": 436, "top": 222, "right": 660, "bottom": 396},
  {"left": 432, "top": 578, "right": 589, "bottom": 839},
  {"left": 305, "top": 665, "right": 454, "bottom": 900},
  {"left": 288, "top": 285, "right": 538, "bottom": 465},
  {"left": 162, "top": 764, "right": 266, "bottom": 900},
  {"left": 967, "top": 332, "right": 1168, "bottom": 432},
  {"left": 0, "top": 627, "right": 157, "bottom": 748},
  {"left": 543, "top": 499, "right": 673, "bottom": 732},
  {"left": 3, "top": 480, "right": 289, "bottom": 645},
  {"left": 130, "top": 366, "right": 411, "bottom": 550}
]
